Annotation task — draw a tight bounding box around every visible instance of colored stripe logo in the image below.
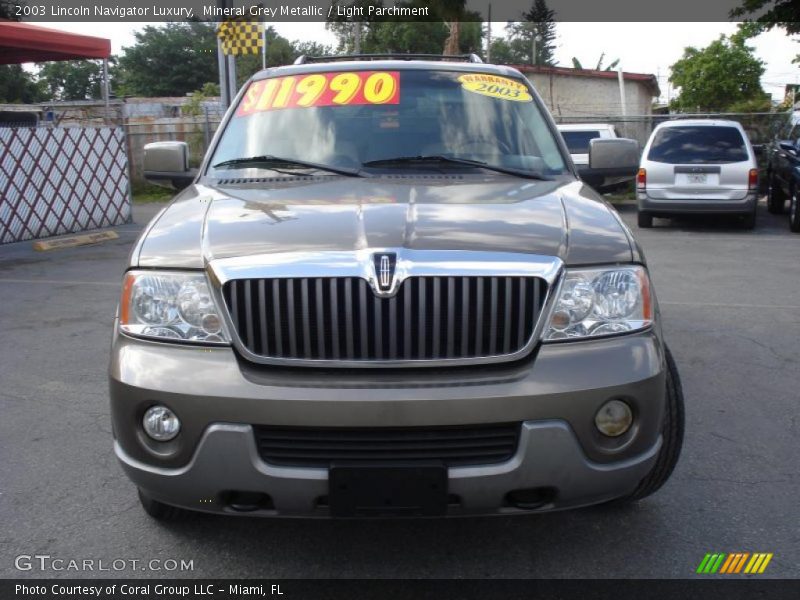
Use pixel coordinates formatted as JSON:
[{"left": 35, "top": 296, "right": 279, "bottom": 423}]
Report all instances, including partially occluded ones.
[{"left": 697, "top": 553, "right": 773, "bottom": 574}]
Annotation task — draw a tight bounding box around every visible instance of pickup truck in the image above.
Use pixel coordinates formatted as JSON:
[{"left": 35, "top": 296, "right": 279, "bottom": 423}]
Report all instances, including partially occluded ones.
[{"left": 557, "top": 123, "right": 635, "bottom": 191}]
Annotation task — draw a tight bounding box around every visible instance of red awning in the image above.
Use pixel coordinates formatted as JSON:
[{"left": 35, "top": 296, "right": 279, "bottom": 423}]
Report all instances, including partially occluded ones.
[{"left": 0, "top": 21, "right": 111, "bottom": 64}]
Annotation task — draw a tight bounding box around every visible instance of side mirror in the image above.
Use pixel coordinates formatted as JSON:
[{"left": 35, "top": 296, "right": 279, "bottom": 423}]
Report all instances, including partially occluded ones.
[
  {"left": 778, "top": 140, "right": 797, "bottom": 154},
  {"left": 579, "top": 138, "right": 640, "bottom": 187},
  {"left": 143, "top": 141, "right": 197, "bottom": 190}
]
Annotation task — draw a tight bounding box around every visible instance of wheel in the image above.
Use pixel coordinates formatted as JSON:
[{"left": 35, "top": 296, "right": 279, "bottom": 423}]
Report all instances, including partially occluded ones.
[
  {"left": 616, "top": 345, "right": 685, "bottom": 503},
  {"left": 742, "top": 209, "right": 756, "bottom": 230},
  {"left": 138, "top": 488, "right": 185, "bottom": 521},
  {"left": 637, "top": 211, "right": 653, "bottom": 228},
  {"left": 790, "top": 187, "right": 800, "bottom": 233},
  {"left": 766, "top": 175, "right": 785, "bottom": 214}
]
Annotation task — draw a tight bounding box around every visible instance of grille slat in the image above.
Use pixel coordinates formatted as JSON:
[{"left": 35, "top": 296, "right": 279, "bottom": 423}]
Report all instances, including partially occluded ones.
[
  {"left": 223, "top": 276, "right": 546, "bottom": 364},
  {"left": 254, "top": 423, "right": 521, "bottom": 467},
  {"left": 286, "top": 279, "right": 297, "bottom": 357},
  {"left": 301, "top": 279, "right": 311, "bottom": 358},
  {"left": 344, "top": 278, "right": 354, "bottom": 359}
]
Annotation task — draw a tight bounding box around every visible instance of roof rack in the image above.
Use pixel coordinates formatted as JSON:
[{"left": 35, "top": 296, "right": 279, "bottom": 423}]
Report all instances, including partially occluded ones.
[{"left": 293, "top": 53, "right": 483, "bottom": 65}]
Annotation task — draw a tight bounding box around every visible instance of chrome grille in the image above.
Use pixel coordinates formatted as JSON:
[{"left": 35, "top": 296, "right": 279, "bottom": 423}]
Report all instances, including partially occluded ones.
[{"left": 222, "top": 276, "right": 547, "bottom": 364}]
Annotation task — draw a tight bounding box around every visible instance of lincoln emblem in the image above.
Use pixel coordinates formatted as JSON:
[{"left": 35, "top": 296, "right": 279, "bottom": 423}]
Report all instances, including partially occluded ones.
[{"left": 372, "top": 252, "right": 397, "bottom": 293}]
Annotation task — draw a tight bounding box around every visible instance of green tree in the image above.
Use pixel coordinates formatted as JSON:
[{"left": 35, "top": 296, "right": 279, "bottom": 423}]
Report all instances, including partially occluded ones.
[
  {"left": 234, "top": 28, "right": 298, "bottom": 87},
  {"left": 731, "top": 1, "right": 800, "bottom": 63},
  {"left": 669, "top": 35, "right": 769, "bottom": 112},
  {"left": 504, "top": 0, "right": 557, "bottom": 65},
  {"left": 488, "top": 38, "right": 516, "bottom": 64},
  {"left": 36, "top": 59, "right": 116, "bottom": 101},
  {"left": 571, "top": 53, "right": 620, "bottom": 71},
  {"left": 0, "top": 0, "right": 22, "bottom": 19},
  {"left": 326, "top": 0, "right": 481, "bottom": 55},
  {"left": 0, "top": 65, "right": 45, "bottom": 103},
  {"left": 116, "top": 22, "right": 218, "bottom": 97}
]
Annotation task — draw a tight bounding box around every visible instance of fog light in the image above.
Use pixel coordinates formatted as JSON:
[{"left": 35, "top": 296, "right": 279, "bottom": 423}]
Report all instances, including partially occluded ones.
[
  {"left": 143, "top": 405, "right": 180, "bottom": 441},
  {"left": 595, "top": 399, "right": 633, "bottom": 437}
]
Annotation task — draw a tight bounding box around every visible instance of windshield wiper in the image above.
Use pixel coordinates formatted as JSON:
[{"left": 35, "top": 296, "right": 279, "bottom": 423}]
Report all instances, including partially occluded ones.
[
  {"left": 362, "top": 155, "right": 550, "bottom": 180},
  {"left": 211, "top": 155, "right": 364, "bottom": 177}
]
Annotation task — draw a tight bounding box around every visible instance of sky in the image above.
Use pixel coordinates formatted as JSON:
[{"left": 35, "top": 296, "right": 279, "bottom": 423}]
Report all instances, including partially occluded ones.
[{"left": 37, "top": 21, "right": 800, "bottom": 103}]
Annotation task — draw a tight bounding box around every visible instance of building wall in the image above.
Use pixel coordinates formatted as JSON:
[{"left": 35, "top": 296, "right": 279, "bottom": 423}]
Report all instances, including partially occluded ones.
[{"left": 524, "top": 73, "right": 655, "bottom": 145}]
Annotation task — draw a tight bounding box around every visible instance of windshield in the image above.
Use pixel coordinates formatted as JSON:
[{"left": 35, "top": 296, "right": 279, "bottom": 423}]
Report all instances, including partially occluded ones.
[
  {"left": 647, "top": 126, "right": 749, "bottom": 164},
  {"left": 208, "top": 69, "right": 568, "bottom": 177}
]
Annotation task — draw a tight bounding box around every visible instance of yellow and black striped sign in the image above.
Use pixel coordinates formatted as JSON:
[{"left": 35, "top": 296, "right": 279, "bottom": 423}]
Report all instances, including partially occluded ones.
[{"left": 217, "top": 20, "right": 264, "bottom": 56}]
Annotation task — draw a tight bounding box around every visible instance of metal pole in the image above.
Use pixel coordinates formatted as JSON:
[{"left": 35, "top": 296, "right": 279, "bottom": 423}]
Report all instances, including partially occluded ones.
[
  {"left": 217, "top": 37, "right": 230, "bottom": 108},
  {"left": 617, "top": 66, "right": 627, "bottom": 117},
  {"left": 261, "top": 23, "right": 267, "bottom": 70},
  {"left": 102, "top": 58, "right": 110, "bottom": 122},
  {"left": 353, "top": 21, "right": 361, "bottom": 54},
  {"left": 531, "top": 34, "right": 535, "bottom": 65},
  {"left": 227, "top": 54, "right": 237, "bottom": 100},
  {"left": 486, "top": 4, "right": 492, "bottom": 63}
]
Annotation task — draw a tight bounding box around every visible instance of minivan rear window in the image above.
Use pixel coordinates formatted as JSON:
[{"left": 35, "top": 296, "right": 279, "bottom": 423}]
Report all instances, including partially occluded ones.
[
  {"left": 561, "top": 130, "right": 600, "bottom": 154},
  {"left": 647, "top": 126, "right": 748, "bottom": 164}
]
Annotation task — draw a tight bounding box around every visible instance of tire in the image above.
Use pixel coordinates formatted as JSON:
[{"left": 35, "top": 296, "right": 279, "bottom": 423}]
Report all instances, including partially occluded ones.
[
  {"left": 790, "top": 187, "right": 800, "bottom": 233},
  {"left": 742, "top": 209, "right": 756, "bottom": 230},
  {"left": 766, "top": 175, "right": 785, "bottom": 214},
  {"left": 616, "top": 345, "right": 685, "bottom": 503},
  {"left": 637, "top": 211, "right": 653, "bottom": 228},
  {"left": 138, "top": 488, "right": 185, "bottom": 521}
]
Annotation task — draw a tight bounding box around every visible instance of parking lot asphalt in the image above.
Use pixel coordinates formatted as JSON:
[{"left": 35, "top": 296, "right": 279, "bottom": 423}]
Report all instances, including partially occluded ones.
[{"left": 1, "top": 199, "right": 798, "bottom": 579}]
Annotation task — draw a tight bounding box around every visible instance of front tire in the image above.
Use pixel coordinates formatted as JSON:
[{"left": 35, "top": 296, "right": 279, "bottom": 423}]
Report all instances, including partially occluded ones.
[
  {"left": 790, "top": 187, "right": 800, "bottom": 233},
  {"left": 766, "top": 175, "right": 785, "bottom": 214},
  {"left": 638, "top": 211, "right": 653, "bottom": 228},
  {"left": 616, "top": 345, "right": 685, "bottom": 503}
]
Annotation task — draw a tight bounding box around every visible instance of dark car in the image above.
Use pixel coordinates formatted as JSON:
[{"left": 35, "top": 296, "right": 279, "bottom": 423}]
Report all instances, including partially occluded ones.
[
  {"left": 766, "top": 110, "right": 800, "bottom": 232},
  {"left": 112, "top": 55, "right": 684, "bottom": 520}
]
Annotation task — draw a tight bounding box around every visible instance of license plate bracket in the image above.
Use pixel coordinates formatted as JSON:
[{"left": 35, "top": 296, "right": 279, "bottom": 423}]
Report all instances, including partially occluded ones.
[{"left": 329, "top": 462, "right": 448, "bottom": 517}]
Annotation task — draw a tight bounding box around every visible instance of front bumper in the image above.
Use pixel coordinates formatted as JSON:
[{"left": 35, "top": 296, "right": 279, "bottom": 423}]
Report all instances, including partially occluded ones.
[
  {"left": 638, "top": 191, "right": 758, "bottom": 215},
  {"left": 118, "top": 422, "right": 660, "bottom": 516},
  {"left": 110, "top": 328, "right": 667, "bottom": 516}
]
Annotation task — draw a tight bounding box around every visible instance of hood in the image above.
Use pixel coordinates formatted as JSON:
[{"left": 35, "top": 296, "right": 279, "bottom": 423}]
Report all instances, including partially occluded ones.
[{"left": 133, "top": 176, "right": 633, "bottom": 269}]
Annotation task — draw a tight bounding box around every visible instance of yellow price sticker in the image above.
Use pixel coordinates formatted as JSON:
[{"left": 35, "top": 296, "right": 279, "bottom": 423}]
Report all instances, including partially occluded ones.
[{"left": 458, "top": 74, "right": 533, "bottom": 102}]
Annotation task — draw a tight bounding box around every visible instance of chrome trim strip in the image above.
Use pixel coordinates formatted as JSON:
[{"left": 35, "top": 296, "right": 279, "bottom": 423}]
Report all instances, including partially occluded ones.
[{"left": 206, "top": 249, "right": 564, "bottom": 368}]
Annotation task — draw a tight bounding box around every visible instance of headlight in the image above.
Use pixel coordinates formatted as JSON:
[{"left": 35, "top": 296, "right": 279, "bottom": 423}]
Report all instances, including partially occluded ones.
[
  {"left": 119, "top": 271, "right": 229, "bottom": 344},
  {"left": 544, "top": 265, "right": 653, "bottom": 341}
]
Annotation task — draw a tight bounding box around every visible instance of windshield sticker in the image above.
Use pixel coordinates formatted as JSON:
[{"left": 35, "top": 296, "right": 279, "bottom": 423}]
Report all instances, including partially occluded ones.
[
  {"left": 458, "top": 74, "right": 533, "bottom": 102},
  {"left": 237, "top": 71, "right": 400, "bottom": 116}
]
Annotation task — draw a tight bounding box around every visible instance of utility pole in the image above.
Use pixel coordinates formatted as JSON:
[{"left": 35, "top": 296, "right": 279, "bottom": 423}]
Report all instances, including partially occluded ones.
[
  {"left": 617, "top": 66, "right": 627, "bottom": 117},
  {"left": 217, "top": 0, "right": 237, "bottom": 109},
  {"left": 353, "top": 21, "right": 361, "bottom": 54},
  {"left": 531, "top": 32, "right": 541, "bottom": 66},
  {"left": 486, "top": 4, "right": 492, "bottom": 63}
]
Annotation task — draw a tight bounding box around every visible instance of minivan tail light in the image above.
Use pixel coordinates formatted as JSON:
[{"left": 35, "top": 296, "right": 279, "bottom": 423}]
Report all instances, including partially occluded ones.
[
  {"left": 637, "top": 168, "right": 646, "bottom": 190},
  {"left": 748, "top": 168, "right": 758, "bottom": 190}
]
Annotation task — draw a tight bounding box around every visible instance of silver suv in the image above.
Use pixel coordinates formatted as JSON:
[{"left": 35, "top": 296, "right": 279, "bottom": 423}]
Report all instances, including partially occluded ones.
[
  {"left": 111, "top": 56, "right": 684, "bottom": 520},
  {"left": 637, "top": 119, "right": 759, "bottom": 229}
]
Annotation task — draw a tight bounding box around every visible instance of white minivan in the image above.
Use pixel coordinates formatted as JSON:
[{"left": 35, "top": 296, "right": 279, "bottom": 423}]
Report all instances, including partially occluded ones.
[{"left": 637, "top": 119, "right": 759, "bottom": 228}]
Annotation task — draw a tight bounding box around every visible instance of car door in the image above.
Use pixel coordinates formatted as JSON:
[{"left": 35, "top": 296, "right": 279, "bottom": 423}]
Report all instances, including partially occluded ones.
[{"left": 772, "top": 120, "right": 800, "bottom": 195}]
